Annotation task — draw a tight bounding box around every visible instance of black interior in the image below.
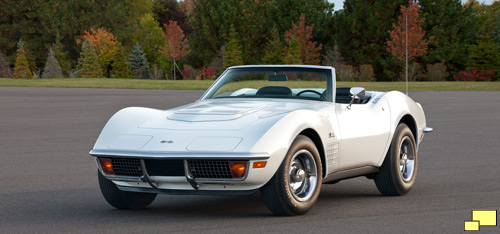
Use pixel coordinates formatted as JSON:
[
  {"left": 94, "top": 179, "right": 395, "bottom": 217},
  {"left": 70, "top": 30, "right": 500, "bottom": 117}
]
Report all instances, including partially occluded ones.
[
  {"left": 256, "top": 86, "right": 293, "bottom": 96},
  {"left": 335, "top": 87, "right": 371, "bottom": 104}
]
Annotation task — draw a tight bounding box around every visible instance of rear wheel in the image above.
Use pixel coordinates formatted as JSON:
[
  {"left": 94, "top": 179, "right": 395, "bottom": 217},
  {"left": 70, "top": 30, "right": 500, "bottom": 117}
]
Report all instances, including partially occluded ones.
[
  {"left": 98, "top": 171, "right": 157, "bottom": 209},
  {"left": 261, "top": 135, "right": 323, "bottom": 216},
  {"left": 374, "top": 123, "right": 417, "bottom": 195}
]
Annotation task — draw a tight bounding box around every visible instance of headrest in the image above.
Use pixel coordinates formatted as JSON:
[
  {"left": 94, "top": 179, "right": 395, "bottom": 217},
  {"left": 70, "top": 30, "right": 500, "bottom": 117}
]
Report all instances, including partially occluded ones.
[{"left": 256, "top": 86, "right": 293, "bottom": 96}]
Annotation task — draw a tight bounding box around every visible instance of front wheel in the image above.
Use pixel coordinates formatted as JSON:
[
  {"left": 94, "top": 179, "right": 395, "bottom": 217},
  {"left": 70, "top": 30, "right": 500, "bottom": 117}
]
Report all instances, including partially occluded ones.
[
  {"left": 261, "top": 135, "right": 323, "bottom": 216},
  {"left": 98, "top": 171, "right": 157, "bottom": 209},
  {"left": 374, "top": 123, "right": 417, "bottom": 196}
]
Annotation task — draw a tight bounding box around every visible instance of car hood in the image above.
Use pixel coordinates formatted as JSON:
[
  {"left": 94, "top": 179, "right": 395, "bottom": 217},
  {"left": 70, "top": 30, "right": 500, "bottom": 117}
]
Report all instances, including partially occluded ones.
[{"left": 138, "top": 99, "right": 316, "bottom": 130}]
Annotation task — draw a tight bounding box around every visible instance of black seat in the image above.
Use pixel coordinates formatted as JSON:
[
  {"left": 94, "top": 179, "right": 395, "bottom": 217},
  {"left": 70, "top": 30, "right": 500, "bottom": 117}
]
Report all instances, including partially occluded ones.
[
  {"left": 335, "top": 87, "right": 352, "bottom": 104},
  {"left": 335, "top": 87, "right": 371, "bottom": 104},
  {"left": 256, "top": 86, "right": 292, "bottom": 96}
]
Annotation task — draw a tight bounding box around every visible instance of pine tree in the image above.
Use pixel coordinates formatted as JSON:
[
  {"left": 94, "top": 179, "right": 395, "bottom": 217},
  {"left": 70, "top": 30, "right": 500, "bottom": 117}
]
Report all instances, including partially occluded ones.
[
  {"left": 335, "top": 0, "right": 406, "bottom": 80},
  {"left": 285, "top": 37, "right": 302, "bottom": 64},
  {"left": 111, "top": 43, "right": 133, "bottom": 78},
  {"left": 42, "top": 48, "right": 64, "bottom": 78},
  {"left": 13, "top": 40, "right": 33, "bottom": 79},
  {"left": 223, "top": 27, "right": 243, "bottom": 70},
  {"left": 52, "top": 37, "right": 72, "bottom": 76},
  {"left": 129, "top": 43, "right": 150, "bottom": 79},
  {"left": 78, "top": 39, "right": 103, "bottom": 78},
  {"left": 419, "top": 0, "right": 475, "bottom": 75},
  {"left": 0, "top": 51, "right": 10, "bottom": 78},
  {"left": 468, "top": 38, "right": 500, "bottom": 72},
  {"left": 262, "top": 28, "right": 285, "bottom": 65}
]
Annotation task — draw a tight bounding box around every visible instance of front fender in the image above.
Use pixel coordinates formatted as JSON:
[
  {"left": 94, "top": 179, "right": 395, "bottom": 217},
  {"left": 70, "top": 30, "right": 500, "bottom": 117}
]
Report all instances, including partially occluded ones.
[
  {"left": 249, "top": 109, "right": 333, "bottom": 183},
  {"left": 92, "top": 107, "right": 164, "bottom": 151}
]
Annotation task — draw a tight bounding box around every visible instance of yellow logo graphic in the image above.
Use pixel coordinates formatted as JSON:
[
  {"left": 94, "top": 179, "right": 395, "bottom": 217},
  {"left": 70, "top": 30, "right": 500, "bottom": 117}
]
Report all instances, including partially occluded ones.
[{"left": 464, "top": 210, "right": 497, "bottom": 231}]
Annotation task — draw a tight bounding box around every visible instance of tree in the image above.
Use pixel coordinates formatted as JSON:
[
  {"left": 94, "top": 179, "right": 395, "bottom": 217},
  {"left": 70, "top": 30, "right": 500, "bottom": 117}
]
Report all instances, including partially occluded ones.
[
  {"left": 153, "top": 0, "right": 193, "bottom": 35},
  {"left": 0, "top": 51, "right": 10, "bottom": 78},
  {"left": 13, "top": 40, "right": 32, "bottom": 79},
  {"left": 387, "top": 0, "right": 429, "bottom": 84},
  {"left": 160, "top": 20, "right": 189, "bottom": 79},
  {"left": 493, "top": 16, "right": 500, "bottom": 46},
  {"left": 42, "top": 48, "right": 64, "bottom": 78},
  {"left": 188, "top": 0, "right": 333, "bottom": 68},
  {"left": 322, "top": 45, "right": 343, "bottom": 68},
  {"left": 0, "top": 0, "right": 132, "bottom": 70},
  {"left": 179, "top": 0, "right": 194, "bottom": 16},
  {"left": 262, "top": 28, "right": 285, "bottom": 65},
  {"left": 285, "top": 14, "right": 323, "bottom": 65},
  {"left": 80, "top": 28, "right": 118, "bottom": 77},
  {"left": 418, "top": 0, "right": 476, "bottom": 75},
  {"left": 111, "top": 43, "right": 133, "bottom": 78},
  {"left": 335, "top": 0, "right": 406, "bottom": 80},
  {"left": 52, "top": 37, "right": 72, "bottom": 76},
  {"left": 223, "top": 27, "right": 243, "bottom": 69},
  {"left": 78, "top": 39, "right": 103, "bottom": 78},
  {"left": 134, "top": 14, "right": 168, "bottom": 69},
  {"left": 129, "top": 43, "right": 150, "bottom": 79},
  {"left": 467, "top": 38, "right": 500, "bottom": 72},
  {"left": 387, "top": 1, "right": 429, "bottom": 61},
  {"left": 285, "top": 37, "right": 302, "bottom": 64}
]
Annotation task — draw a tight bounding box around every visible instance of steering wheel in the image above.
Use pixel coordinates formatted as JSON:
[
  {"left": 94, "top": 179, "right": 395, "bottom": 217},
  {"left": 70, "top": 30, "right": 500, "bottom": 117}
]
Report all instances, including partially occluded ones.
[{"left": 296, "top": 90, "right": 325, "bottom": 100}]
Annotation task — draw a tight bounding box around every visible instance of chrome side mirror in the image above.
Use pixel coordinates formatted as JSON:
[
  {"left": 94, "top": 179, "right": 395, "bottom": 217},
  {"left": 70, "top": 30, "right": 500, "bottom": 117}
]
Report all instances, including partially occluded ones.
[{"left": 347, "top": 87, "right": 365, "bottom": 110}]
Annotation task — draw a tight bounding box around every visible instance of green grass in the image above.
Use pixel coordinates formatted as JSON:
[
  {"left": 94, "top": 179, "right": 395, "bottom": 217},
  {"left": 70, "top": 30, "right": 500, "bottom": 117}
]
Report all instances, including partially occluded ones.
[{"left": 0, "top": 78, "right": 499, "bottom": 91}]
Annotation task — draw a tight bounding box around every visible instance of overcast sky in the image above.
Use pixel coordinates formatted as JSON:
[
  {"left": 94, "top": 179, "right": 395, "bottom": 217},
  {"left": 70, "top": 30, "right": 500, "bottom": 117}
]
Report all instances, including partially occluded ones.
[{"left": 330, "top": 0, "right": 496, "bottom": 11}]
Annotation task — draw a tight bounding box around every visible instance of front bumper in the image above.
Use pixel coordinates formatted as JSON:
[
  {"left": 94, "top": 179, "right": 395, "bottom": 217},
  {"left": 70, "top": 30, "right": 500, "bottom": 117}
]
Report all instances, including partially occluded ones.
[{"left": 90, "top": 150, "right": 270, "bottom": 191}]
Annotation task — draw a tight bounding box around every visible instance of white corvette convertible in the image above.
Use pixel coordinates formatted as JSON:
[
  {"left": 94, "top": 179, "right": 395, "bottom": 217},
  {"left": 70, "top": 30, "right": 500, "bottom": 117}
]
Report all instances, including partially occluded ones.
[{"left": 90, "top": 65, "right": 432, "bottom": 215}]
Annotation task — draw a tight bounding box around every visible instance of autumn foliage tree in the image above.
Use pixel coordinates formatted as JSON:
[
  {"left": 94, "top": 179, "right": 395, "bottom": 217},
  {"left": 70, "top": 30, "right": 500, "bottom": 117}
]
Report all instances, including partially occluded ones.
[
  {"left": 160, "top": 20, "right": 189, "bottom": 79},
  {"left": 285, "top": 14, "right": 322, "bottom": 65},
  {"left": 387, "top": 1, "right": 429, "bottom": 62},
  {"left": 79, "top": 28, "right": 118, "bottom": 77}
]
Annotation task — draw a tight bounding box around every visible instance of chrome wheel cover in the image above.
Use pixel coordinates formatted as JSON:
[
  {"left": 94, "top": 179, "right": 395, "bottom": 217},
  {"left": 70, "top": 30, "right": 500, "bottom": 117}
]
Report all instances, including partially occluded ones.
[
  {"left": 399, "top": 136, "right": 415, "bottom": 182},
  {"left": 288, "top": 149, "right": 318, "bottom": 202}
]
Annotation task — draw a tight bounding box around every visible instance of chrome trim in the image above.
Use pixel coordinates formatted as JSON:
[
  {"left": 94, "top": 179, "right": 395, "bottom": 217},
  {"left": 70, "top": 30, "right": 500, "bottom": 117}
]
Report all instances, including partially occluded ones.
[
  {"left": 89, "top": 150, "right": 270, "bottom": 160},
  {"left": 184, "top": 160, "right": 199, "bottom": 190},
  {"left": 117, "top": 185, "right": 258, "bottom": 196},
  {"left": 94, "top": 158, "right": 142, "bottom": 182},
  {"left": 423, "top": 127, "right": 433, "bottom": 133},
  {"left": 139, "top": 159, "right": 158, "bottom": 189}
]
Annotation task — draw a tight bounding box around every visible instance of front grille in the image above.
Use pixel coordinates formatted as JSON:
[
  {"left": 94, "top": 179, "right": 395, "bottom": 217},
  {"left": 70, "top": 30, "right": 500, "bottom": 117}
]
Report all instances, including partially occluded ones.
[
  {"left": 111, "top": 158, "right": 142, "bottom": 177},
  {"left": 188, "top": 160, "right": 234, "bottom": 179}
]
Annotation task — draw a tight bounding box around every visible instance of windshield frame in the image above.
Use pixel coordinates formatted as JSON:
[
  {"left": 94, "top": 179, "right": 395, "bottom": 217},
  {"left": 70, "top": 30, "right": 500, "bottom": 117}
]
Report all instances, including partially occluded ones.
[{"left": 199, "top": 65, "right": 334, "bottom": 102}]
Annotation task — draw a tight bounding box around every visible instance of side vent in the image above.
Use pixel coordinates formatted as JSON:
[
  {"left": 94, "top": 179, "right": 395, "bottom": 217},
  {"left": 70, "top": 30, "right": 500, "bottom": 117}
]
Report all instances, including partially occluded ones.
[{"left": 326, "top": 143, "right": 339, "bottom": 166}]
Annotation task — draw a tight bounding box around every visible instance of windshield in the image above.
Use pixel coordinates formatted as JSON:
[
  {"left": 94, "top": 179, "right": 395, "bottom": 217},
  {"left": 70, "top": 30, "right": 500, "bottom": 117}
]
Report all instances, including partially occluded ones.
[{"left": 202, "top": 67, "right": 332, "bottom": 101}]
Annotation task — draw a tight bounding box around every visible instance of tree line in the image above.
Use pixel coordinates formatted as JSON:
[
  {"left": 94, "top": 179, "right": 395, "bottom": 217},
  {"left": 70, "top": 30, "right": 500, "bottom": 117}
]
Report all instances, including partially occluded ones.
[{"left": 0, "top": 0, "right": 498, "bottom": 81}]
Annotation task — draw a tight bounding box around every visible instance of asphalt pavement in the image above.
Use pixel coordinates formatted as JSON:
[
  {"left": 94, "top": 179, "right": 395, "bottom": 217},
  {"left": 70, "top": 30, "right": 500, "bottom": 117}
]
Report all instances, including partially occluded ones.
[{"left": 0, "top": 87, "right": 499, "bottom": 233}]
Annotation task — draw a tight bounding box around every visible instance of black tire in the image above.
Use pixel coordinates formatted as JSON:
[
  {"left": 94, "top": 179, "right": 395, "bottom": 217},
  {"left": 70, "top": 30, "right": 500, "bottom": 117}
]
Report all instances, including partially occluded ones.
[
  {"left": 374, "top": 123, "right": 417, "bottom": 196},
  {"left": 261, "top": 135, "right": 323, "bottom": 216},
  {"left": 98, "top": 171, "right": 157, "bottom": 209}
]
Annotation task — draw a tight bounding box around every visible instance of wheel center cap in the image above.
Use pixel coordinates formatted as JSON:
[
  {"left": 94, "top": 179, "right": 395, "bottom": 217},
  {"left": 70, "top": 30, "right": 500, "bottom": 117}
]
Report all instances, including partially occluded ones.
[
  {"left": 402, "top": 153, "right": 408, "bottom": 164},
  {"left": 292, "top": 169, "right": 306, "bottom": 183}
]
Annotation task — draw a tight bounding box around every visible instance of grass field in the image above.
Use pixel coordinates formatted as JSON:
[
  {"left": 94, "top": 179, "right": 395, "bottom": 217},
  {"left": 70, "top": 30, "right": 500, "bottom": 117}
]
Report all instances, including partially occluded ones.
[{"left": 0, "top": 78, "right": 499, "bottom": 91}]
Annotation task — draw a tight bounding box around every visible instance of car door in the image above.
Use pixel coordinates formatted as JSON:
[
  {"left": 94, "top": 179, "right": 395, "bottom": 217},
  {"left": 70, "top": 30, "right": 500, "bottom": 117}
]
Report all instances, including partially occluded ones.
[{"left": 335, "top": 97, "right": 391, "bottom": 170}]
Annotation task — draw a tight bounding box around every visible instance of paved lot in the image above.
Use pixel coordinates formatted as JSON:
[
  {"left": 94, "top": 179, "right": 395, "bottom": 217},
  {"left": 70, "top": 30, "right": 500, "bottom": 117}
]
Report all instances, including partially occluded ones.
[{"left": 0, "top": 87, "right": 499, "bottom": 233}]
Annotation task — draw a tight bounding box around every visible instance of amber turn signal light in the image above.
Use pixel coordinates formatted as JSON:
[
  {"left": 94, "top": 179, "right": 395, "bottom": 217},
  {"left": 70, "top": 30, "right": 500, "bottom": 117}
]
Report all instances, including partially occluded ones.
[
  {"left": 99, "top": 158, "right": 115, "bottom": 175},
  {"left": 229, "top": 161, "right": 247, "bottom": 178},
  {"left": 253, "top": 161, "right": 267, "bottom": 168}
]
